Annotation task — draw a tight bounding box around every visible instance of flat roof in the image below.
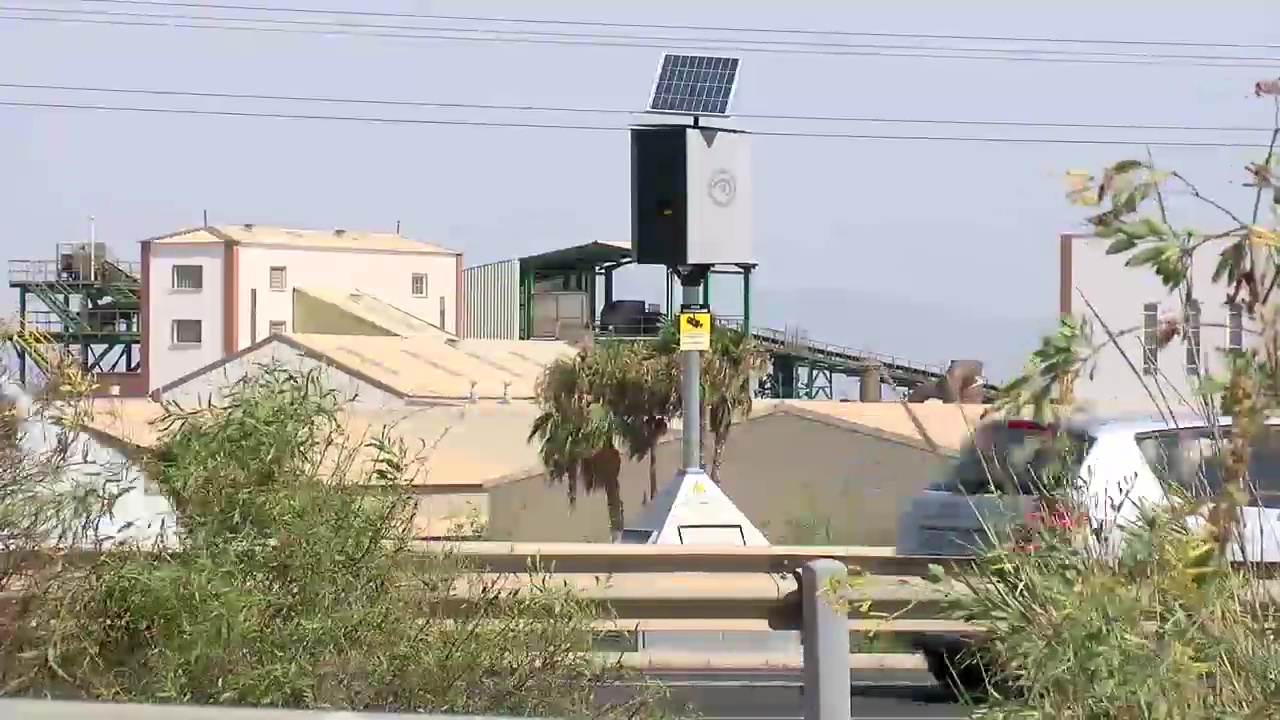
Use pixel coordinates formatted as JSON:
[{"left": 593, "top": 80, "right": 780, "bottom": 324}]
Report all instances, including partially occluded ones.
[
  {"left": 519, "top": 240, "right": 632, "bottom": 273},
  {"left": 146, "top": 225, "right": 459, "bottom": 254}
]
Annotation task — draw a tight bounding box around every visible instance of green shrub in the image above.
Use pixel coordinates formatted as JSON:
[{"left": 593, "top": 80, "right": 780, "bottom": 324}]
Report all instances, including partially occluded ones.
[
  {"left": 937, "top": 498, "right": 1280, "bottom": 718},
  {"left": 0, "top": 366, "right": 678, "bottom": 718}
]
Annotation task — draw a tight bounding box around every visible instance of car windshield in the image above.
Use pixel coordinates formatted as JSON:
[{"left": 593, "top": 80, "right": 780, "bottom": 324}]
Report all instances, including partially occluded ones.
[
  {"left": 937, "top": 422, "right": 1093, "bottom": 495},
  {"left": 1136, "top": 423, "right": 1280, "bottom": 508}
]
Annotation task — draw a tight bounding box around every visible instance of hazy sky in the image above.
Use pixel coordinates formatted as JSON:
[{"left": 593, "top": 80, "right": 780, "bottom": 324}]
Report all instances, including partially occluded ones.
[{"left": 2, "top": 0, "right": 1277, "bottom": 383}]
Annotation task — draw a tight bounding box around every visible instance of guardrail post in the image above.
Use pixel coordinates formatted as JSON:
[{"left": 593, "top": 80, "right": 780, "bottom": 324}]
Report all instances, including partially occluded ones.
[{"left": 801, "top": 558, "right": 851, "bottom": 720}]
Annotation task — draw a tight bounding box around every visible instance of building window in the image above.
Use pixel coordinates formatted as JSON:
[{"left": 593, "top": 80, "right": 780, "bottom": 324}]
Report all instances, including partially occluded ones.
[
  {"left": 269, "top": 320, "right": 287, "bottom": 335},
  {"left": 171, "top": 264, "right": 203, "bottom": 290},
  {"left": 1142, "top": 302, "right": 1159, "bottom": 377},
  {"left": 269, "top": 266, "right": 287, "bottom": 291},
  {"left": 1186, "top": 300, "right": 1202, "bottom": 377},
  {"left": 1228, "top": 302, "right": 1244, "bottom": 351},
  {"left": 171, "top": 319, "right": 202, "bottom": 345},
  {"left": 412, "top": 273, "right": 429, "bottom": 298}
]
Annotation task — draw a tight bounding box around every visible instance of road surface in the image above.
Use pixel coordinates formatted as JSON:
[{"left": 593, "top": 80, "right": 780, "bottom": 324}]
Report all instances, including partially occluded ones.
[
  {"left": 0, "top": 670, "right": 973, "bottom": 720},
  {"left": 603, "top": 668, "right": 972, "bottom": 719}
]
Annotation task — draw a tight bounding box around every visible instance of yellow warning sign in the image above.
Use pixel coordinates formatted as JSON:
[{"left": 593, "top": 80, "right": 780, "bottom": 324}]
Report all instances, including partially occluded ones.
[
  {"left": 679, "top": 310, "right": 712, "bottom": 351},
  {"left": 691, "top": 480, "right": 705, "bottom": 495}
]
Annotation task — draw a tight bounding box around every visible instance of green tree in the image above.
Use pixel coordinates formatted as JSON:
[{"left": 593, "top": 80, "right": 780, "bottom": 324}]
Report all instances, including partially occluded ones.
[
  {"left": 599, "top": 340, "right": 680, "bottom": 502},
  {"left": 528, "top": 347, "right": 630, "bottom": 533},
  {"left": 2, "top": 366, "right": 672, "bottom": 718},
  {"left": 702, "top": 327, "right": 767, "bottom": 483},
  {"left": 657, "top": 320, "right": 765, "bottom": 483},
  {"left": 530, "top": 319, "right": 763, "bottom": 531}
]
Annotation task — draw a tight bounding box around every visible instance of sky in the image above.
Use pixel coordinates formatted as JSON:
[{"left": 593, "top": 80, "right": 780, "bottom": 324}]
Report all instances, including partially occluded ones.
[{"left": 2, "top": 0, "right": 1278, "bottom": 385}]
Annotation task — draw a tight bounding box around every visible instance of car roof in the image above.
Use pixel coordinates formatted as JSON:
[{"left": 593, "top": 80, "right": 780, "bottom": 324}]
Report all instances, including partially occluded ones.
[
  {"left": 969, "top": 412, "right": 1280, "bottom": 449},
  {"left": 1063, "top": 411, "right": 1260, "bottom": 437}
]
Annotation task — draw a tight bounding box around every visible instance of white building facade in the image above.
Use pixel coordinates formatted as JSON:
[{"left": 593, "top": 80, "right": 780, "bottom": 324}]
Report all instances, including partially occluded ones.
[
  {"left": 1061, "top": 232, "right": 1254, "bottom": 411},
  {"left": 142, "top": 225, "right": 462, "bottom": 392}
]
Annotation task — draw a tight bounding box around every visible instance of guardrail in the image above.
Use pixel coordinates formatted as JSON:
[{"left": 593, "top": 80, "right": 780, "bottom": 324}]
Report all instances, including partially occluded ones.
[
  {"left": 429, "top": 542, "right": 976, "bottom": 637},
  {"left": 431, "top": 542, "right": 977, "bottom": 720}
]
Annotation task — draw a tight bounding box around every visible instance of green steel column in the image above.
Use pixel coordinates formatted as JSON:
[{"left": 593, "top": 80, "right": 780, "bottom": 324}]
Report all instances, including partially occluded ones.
[
  {"left": 702, "top": 273, "right": 711, "bottom": 305},
  {"left": 519, "top": 270, "right": 532, "bottom": 340},
  {"left": 17, "top": 287, "right": 26, "bottom": 385},
  {"left": 604, "top": 267, "right": 614, "bottom": 306},
  {"left": 775, "top": 356, "right": 797, "bottom": 399},
  {"left": 741, "top": 266, "right": 752, "bottom": 336},
  {"left": 664, "top": 269, "right": 672, "bottom": 317}
]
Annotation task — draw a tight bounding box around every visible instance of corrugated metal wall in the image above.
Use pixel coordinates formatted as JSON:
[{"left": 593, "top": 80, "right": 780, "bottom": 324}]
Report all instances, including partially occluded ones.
[{"left": 462, "top": 259, "right": 520, "bottom": 340}]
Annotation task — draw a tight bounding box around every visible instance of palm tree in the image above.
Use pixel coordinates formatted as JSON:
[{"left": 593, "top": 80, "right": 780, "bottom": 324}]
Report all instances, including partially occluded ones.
[
  {"left": 703, "top": 326, "right": 767, "bottom": 483},
  {"left": 529, "top": 318, "right": 759, "bottom": 533},
  {"left": 600, "top": 341, "right": 679, "bottom": 502},
  {"left": 656, "top": 319, "right": 765, "bottom": 483},
  {"left": 527, "top": 348, "right": 629, "bottom": 534}
]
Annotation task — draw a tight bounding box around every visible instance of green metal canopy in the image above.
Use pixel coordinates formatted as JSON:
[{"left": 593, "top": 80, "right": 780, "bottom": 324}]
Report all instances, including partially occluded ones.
[{"left": 519, "top": 241, "right": 632, "bottom": 273}]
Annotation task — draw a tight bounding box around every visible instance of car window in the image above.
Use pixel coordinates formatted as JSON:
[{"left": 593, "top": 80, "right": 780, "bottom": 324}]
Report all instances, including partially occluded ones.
[
  {"left": 941, "top": 423, "right": 1094, "bottom": 496},
  {"left": 1136, "top": 424, "right": 1280, "bottom": 508}
]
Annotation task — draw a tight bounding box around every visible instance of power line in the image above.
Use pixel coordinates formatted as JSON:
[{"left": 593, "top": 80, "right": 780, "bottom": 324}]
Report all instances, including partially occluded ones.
[
  {"left": 63, "top": 0, "right": 1280, "bottom": 52},
  {"left": 18, "top": 4, "right": 1280, "bottom": 65},
  {"left": 0, "top": 98, "right": 1267, "bottom": 148},
  {"left": 2, "top": 81, "right": 1272, "bottom": 135},
  {"left": 5, "top": 7, "right": 1280, "bottom": 69}
]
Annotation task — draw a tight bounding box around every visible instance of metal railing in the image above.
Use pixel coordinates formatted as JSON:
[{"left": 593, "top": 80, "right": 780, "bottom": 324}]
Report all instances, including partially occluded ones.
[
  {"left": 589, "top": 312, "right": 953, "bottom": 380},
  {"left": 9, "top": 259, "right": 141, "bottom": 285},
  {"left": 444, "top": 543, "right": 974, "bottom": 720},
  {"left": 714, "top": 317, "right": 948, "bottom": 377}
]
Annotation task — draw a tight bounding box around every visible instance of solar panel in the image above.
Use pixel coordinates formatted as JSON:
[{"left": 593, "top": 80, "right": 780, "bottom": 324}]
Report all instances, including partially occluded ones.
[{"left": 647, "top": 53, "right": 741, "bottom": 117}]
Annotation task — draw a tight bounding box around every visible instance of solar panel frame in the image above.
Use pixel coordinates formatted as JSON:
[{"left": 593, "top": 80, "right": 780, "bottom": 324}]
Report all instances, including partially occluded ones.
[{"left": 646, "top": 52, "right": 742, "bottom": 117}]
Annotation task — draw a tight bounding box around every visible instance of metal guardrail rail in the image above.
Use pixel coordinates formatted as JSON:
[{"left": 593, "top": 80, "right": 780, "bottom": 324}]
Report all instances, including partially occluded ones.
[{"left": 427, "top": 542, "right": 972, "bottom": 638}]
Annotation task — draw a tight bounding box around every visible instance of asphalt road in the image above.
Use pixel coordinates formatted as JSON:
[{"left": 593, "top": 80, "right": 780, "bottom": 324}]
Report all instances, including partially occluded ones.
[{"left": 602, "top": 668, "right": 972, "bottom": 720}]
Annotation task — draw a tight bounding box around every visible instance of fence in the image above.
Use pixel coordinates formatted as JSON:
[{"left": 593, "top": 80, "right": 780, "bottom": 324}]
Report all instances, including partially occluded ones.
[
  {"left": 7, "top": 543, "right": 982, "bottom": 720},
  {"left": 443, "top": 542, "right": 978, "bottom": 720}
]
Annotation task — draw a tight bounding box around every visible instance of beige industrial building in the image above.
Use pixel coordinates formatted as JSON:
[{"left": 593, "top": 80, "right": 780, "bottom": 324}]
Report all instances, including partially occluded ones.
[
  {"left": 21, "top": 225, "right": 998, "bottom": 546},
  {"left": 83, "top": 392, "right": 983, "bottom": 546},
  {"left": 142, "top": 225, "right": 463, "bottom": 393},
  {"left": 82, "top": 270, "right": 987, "bottom": 545},
  {"left": 1060, "top": 231, "right": 1259, "bottom": 411}
]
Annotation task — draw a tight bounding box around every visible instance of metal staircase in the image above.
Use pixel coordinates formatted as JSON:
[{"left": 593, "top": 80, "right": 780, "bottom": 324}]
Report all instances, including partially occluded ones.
[
  {"left": 8, "top": 243, "right": 142, "bottom": 385},
  {"left": 6, "top": 320, "right": 59, "bottom": 375}
]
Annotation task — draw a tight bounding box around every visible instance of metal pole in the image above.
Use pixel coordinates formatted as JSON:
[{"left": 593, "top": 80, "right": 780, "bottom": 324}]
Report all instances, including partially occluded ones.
[
  {"left": 680, "top": 275, "right": 703, "bottom": 473},
  {"left": 801, "top": 558, "right": 851, "bottom": 720}
]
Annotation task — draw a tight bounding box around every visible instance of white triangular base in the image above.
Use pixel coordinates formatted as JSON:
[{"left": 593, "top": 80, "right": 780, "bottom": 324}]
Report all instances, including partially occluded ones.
[{"left": 614, "top": 468, "right": 770, "bottom": 546}]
